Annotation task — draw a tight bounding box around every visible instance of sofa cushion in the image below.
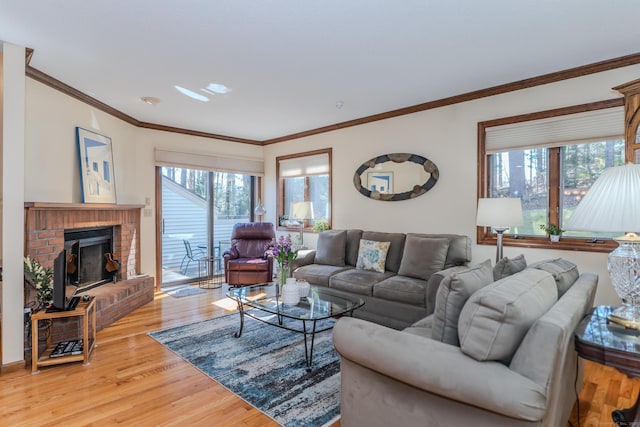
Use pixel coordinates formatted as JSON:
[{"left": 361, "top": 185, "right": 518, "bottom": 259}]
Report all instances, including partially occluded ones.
[
  {"left": 408, "top": 233, "right": 472, "bottom": 268},
  {"left": 315, "top": 230, "right": 347, "bottom": 266},
  {"left": 373, "top": 275, "right": 429, "bottom": 306},
  {"left": 431, "top": 259, "right": 493, "bottom": 345},
  {"left": 403, "top": 314, "right": 434, "bottom": 338},
  {"left": 457, "top": 268, "right": 558, "bottom": 363},
  {"left": 493, "top": 254, "right": 527, "bottom": 281},
  {"left": 361, "top": 231, "right": 406, "bottom": 273},
  {"left": 356, "top": 239, "right": 391, "bottom": 273},
  {"left": 293, "top": 264, "right": 353, "bottom": 287},
  {"left": 345, "top": 229, "right": 364, "bottom": 266},
  {"left": 398, "top": 236, "right": 450, "bottom": 280},
  {"left": 330, "top": 268, "right": 395, "bottom": 296},
  {"left": 529, "top": 258, "right": 579, "bottom": 297}
]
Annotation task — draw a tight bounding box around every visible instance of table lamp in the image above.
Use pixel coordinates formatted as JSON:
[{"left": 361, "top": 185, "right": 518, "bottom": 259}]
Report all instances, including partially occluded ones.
[
  {"left": 565, "top": 163, "right": 640, "bottom": 329},
  {"left": 476, "top": 197, "right": 524, "bottom": 263},
  {"left": 290, "top": 201, "right": 314, "bottom": 247}
]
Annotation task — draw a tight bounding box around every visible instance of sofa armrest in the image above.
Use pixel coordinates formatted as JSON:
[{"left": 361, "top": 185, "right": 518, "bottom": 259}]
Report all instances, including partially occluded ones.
[
  {"left": 290, "top": 249, "right": 316, "bottom": 271},
  {"left": 333, "top": 317, "right": 546, "bottom": 422}
]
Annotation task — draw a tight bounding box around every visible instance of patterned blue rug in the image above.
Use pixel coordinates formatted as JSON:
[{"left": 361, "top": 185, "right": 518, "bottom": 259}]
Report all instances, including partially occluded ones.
[{"left": 148, "top": 312, "right": 340, "bottom": 427}]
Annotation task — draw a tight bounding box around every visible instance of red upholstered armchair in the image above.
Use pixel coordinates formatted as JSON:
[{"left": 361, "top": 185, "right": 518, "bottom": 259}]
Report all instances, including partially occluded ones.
[{"left": 223, "top": 222, "right": 276, "bottom": 287}]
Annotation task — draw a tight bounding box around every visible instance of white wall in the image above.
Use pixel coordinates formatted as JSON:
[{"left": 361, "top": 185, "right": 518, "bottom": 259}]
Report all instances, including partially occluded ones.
[
  {"left": 264, "top": 63, "right": 640, "bottom": 308},
  {"left": 2, "top": 43, "right": 26, "bottom": 365}
]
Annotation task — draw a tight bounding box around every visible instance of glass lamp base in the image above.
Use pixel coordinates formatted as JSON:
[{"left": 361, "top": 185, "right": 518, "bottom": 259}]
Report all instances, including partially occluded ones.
[
  {"left": 608, "top": 235, "right": 640, "bottom": 330},
  {"left": 608, "top": 305, "right": 640, "bottom": 330}
]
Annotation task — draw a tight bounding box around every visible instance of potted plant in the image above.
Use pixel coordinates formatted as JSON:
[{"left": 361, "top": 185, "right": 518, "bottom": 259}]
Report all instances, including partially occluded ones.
[
  {"left": 312, "top": 219, "right": 330, "bottom": 232},
  {"left": 539, "top": 224, "right": 565, "bottom": 242}
]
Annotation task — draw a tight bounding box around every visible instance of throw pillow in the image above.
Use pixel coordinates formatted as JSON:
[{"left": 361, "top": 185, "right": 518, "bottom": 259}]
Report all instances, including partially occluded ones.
[
  {"left": 529, "top": 258, "right": 579, "bottom": 297},
  {"left": 314, "top": 230, "right": 347, "bottom": 266},
  {"left": 457, "top": 268, "right": 558, "bottom": 364},
  {"left": 398, "top": 236, "right": 450, "bottom": 280},
  {"left": 431, "top": 259, "right": 493, "bottom": 345},
  {"left": 493, "top": 254, "right": 527, "bottom": 281},
  {"left": 356, "top": 239, "right": 391, "bottom": 273}
]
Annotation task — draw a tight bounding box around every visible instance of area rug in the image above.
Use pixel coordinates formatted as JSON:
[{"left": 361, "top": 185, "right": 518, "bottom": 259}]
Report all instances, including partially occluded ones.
[
  {"left": 148, "top": 312, "right": 340, "bottom": 427},
  {"left": 162, "top": 285, "right": 207, "bottom": 298}
]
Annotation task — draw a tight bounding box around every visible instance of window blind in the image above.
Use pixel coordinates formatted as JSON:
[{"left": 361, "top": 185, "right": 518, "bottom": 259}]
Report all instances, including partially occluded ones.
[
  {"left": 485, "top": 106, "right": 624, "bottom": 154},
  {"left": 155, "top": 149, "right": 264, "bottom": 176},
  {"left": 279, "top": 153, "right": 329, "bottom": 178}
]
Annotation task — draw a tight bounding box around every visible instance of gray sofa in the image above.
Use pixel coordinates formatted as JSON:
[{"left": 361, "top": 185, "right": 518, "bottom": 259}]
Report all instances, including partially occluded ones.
[
  {"left": 333, "top": 260, "right": 598, "bottom": 427},
  {"left": 292, "top": 229, "right": 471, "bottom": 329}
]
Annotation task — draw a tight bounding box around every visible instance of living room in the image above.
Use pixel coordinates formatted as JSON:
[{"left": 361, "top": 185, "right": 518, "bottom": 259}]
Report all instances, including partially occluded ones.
[{"left": 3, "top": 2, "right": 640, "bottom": 425}]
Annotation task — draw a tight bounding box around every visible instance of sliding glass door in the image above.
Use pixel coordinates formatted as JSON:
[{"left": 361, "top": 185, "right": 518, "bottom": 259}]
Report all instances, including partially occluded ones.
[{"left": 159, "top": 166, "right": 254, "bottom": 287}]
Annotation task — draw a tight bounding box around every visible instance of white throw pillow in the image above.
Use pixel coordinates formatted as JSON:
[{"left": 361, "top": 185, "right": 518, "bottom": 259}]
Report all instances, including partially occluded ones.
[{"left": 356, "top": 239, "right": 391, "bottom": 273}]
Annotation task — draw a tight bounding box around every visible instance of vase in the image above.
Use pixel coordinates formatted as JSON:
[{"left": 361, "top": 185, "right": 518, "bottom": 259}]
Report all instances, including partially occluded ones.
[
  {"left": 298, "top": 280, "right": 310, "bottom": 298},
  {"left": 550, "top": 235, "right": 560, "bottom": 243},
  {"left": 282, "top": 280, "right": 300, "bottom": 305},
  {"left": 278, "top": 263, "right": 289, "bottom": 287}
]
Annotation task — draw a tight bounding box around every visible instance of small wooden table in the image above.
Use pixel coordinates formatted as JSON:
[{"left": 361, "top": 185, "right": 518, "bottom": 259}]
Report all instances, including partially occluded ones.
[
  {"left": 574, "top": 306, "right": 640, "bottom": 425},
  {"left": 31, "top": 296, "right": 97, "bottom": 374}
]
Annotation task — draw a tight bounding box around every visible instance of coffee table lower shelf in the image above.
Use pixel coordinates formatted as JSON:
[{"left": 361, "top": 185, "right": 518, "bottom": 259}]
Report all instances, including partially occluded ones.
[{"left": 227, "top": 284, "right": 364, "bottom": 371}]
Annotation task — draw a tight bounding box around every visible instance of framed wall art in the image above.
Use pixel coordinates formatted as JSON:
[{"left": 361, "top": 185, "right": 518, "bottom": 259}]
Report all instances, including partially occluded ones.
[
  {"left": 76, "top": 127, "right": 116, "bottom": 203},
  {"left": 367, "top": 171, "right": 394, "bottom": 194}
]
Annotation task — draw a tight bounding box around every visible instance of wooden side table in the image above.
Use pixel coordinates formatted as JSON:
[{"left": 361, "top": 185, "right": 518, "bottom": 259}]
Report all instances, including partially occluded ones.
[
  {"left": 31, "top": 296, "right": 97, "bottom": 374},
  {"left": 574, "top": 305, "right": 640, "bottom": 425}
]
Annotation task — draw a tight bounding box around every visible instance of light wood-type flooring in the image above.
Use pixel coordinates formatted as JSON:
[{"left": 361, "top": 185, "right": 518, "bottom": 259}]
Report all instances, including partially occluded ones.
[{"left": 0, "top": 284, "right": 637, "bottom": 426}]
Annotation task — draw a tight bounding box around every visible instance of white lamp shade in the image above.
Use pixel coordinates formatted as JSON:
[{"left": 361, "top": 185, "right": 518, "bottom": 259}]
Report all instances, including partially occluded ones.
[
  {"left": 476, "top": 198, "right": 524, "bottom": 227},
  {"left": 290, "top": 201, "right": 314, "bottom": 220},
  {"left": 565, "top": 164, "right": 640, "bottom": 233}
]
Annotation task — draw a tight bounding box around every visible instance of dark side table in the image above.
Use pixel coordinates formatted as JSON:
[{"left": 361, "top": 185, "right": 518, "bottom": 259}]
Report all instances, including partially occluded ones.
[{"left": 575, "top": 306, "right": 640, "bottom": 426}]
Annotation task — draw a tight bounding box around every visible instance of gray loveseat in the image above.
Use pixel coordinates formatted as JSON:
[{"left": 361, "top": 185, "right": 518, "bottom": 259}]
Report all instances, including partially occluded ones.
[
  {"left": 333, "top": 260, "right": 598, "bottom": 426},
  {"left": 292, "top": 229, "right": 471, "bottom": 329}
]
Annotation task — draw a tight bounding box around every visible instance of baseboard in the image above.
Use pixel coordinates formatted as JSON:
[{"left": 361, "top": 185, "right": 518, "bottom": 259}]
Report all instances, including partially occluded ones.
[{"left": 1, "top": 359, "right": 26, "bottom": 374}]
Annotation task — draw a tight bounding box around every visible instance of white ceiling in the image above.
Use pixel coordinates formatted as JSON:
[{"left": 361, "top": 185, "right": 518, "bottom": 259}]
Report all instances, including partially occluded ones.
[{"left": 2, "top": 0, "right": 640, "bottom": 142}]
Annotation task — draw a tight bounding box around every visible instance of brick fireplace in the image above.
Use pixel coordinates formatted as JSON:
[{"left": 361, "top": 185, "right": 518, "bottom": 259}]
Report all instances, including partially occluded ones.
[
  {"left": 24, "top": 203, "right": 155, "bottom": 358},
  {"left": 25, "top": 202, "right": 143, "bottom": 280}
]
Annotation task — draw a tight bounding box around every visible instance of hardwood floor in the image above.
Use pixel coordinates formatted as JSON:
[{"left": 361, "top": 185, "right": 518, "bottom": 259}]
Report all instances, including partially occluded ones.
[{"left": 0, "top": 285, "right": 636, "bottom": 426}]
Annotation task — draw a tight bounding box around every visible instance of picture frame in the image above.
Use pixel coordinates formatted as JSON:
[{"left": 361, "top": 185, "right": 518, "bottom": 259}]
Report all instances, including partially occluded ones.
[
  {"left": 76, "top": 127, "right": 116, "bottom": 203},
  {"left": 367, "top": 171, "right": 394, "bottom": 194}
]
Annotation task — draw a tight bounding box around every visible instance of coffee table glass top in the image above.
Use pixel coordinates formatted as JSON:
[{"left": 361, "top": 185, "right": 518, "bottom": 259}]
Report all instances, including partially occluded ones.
[{"left": 226, "top": 283, "right": 364, "bottom": 321}]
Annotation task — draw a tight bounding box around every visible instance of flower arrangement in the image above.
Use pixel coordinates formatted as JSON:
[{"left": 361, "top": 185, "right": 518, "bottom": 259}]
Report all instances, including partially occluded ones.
[
  {"left": 266, "top": 235, "right": 299, "bottom": 284},
  {"left": 24, "top": 256, "right": 53, "bottom": 307}
]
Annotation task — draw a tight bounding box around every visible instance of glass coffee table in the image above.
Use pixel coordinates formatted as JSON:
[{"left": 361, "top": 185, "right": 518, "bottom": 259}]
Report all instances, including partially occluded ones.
[{"left": 226, "top": 283, "right": 364, "bottom": 371}]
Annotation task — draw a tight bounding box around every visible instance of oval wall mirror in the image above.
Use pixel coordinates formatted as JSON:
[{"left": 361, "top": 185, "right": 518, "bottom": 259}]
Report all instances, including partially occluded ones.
[{"left": 353, "top": 153, "right": 439, "bottom": 201}]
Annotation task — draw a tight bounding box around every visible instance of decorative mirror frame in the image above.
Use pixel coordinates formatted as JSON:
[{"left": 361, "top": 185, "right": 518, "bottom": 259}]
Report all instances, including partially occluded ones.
[{"left": 353, "top": 153, "right": 439, "bottom": 201}]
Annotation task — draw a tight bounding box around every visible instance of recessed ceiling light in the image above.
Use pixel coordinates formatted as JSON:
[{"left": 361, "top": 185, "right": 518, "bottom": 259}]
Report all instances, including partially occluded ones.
[
  {"left": 140, "top": 96, "right": 161, "bottom": 106},
  {"left": 202, "top": 83, "right": 231, "bottom": 95},
  {"left": 174, "top": 85, "right": 209, "bottom": 102}
]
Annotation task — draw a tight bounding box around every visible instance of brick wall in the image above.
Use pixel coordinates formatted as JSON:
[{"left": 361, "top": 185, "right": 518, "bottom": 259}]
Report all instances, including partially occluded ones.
[{"left": 24, "top": 203, "right": 154, "bottom": 360}]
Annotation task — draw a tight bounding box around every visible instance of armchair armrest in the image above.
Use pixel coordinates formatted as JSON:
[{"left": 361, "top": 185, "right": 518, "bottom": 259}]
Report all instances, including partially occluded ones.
[
  {"left": 223, "top": 246, "right": 239, "bottom": 260},
  {"left": 290, "top": 249, "right": 316, "bottom": 272},
  {"left": 333, "top": 317, "right": 546, "bottom": 422}
]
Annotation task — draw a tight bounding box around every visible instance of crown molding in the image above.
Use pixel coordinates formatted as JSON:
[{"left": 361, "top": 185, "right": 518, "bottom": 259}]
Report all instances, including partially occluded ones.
[{"left": 25, "top": 52, "right": 640, "bottom": 146}]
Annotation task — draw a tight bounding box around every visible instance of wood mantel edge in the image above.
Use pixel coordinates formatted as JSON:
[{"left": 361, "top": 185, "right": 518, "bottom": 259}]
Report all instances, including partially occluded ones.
[{"left": 25, "top": 202, "right": 145, "bottom": 210}]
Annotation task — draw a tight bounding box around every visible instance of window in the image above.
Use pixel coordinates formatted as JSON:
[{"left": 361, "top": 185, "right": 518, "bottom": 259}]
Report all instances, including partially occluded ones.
[
  {"left": 277, "top": 148, "right": 332, "bottom": 232},
  {"left": 478, "top": 100, "right": 626, "bottom": 252}
]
